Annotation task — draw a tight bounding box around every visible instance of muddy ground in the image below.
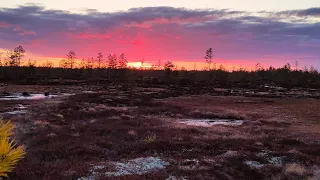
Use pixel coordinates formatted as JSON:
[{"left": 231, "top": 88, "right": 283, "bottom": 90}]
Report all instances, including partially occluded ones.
[{"left": 0, "top": 84, "right": 319, "bottom": 180}]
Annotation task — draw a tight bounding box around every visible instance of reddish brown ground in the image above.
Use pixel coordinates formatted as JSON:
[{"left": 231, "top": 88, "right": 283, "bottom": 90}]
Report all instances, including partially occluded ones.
[{"left": 0, "top": 84, "right": 319, "bottom": 180}]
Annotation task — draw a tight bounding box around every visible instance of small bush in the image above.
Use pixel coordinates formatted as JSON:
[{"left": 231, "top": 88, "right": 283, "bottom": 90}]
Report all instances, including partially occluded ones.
[{"left": 0, "top": 117, "right": 25, "bottom": 177}]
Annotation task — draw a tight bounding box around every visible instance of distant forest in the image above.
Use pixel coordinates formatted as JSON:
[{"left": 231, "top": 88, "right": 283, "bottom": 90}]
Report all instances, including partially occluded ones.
[{"left": 0, "top": 46, "right": 319, "bottom": 88}]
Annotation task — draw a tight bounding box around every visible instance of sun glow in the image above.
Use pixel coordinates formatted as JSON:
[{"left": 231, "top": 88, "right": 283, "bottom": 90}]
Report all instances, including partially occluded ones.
[{"left": 127, "top": 62, "right": 155, "bottom": 69}]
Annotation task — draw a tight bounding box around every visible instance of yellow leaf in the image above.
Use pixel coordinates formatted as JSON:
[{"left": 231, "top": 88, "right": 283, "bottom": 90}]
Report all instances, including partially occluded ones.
[{"left": 0, "top": 117, "right": 25, "bottom": 177}]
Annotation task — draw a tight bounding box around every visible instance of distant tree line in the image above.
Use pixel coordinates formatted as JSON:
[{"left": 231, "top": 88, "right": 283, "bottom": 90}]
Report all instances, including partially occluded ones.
[{"left": 0, "top": 46, "right": 319, "bottom": 88}]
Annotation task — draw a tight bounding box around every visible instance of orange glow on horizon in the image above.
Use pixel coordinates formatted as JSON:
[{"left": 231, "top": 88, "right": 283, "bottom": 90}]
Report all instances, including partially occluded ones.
[{"left": 0, "top": 48, "right": 269, "bottom": 71}]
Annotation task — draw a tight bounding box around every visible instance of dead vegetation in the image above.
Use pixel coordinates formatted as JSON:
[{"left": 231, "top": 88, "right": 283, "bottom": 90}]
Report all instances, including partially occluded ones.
[{"left": 0, "top": 84, "right": 319, "bottom": 180}]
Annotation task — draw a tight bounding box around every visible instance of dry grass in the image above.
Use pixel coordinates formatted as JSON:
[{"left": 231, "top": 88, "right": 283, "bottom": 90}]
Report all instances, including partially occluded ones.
[
  {"left": 0, "top": 84, "right": 319, "bottom": 180},
  {"left": 285, "top": 163, "right": 307, "bottom": 175}
]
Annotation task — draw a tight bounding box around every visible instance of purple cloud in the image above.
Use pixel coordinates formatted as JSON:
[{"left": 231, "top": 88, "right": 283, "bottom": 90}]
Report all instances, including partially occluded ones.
[{"left": 0, "top": 5, "right": 319, "bottom": 69}]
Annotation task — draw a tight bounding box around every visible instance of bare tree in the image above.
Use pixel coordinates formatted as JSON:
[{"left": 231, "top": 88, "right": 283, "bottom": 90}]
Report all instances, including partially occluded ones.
[
  {"left": 59, "top": 59, "right": 68, "bottom": 68},
  {"left": 79, "top": 58, "right": 93, "bottom": 69},
  {"left": 27, "top": 58, "right": 36, "bottom": 67},
  {"left": 205, "top": 48, "right": 214, "bottom": 70},
  {"left": 43, "top": 60, "right": 53, "bottom": 68},
  {"left": 164, "top": 61, "right": 174, "bottom": 70},
  {"left": 310, "top": 66, "right": 317, "bottom": 74},
  {"left": 157, "top": 60, "right": 162, "bottom": 70},
  {"left": 0, "top": 52, "right": 3, "bottom": 67},
  {"left": 255, "top": 62, "right": 262, "bottom": 71},
  {"left": 283, "top": 63, "right": 291, "bottom": 71},
  {"left": 107, "top": 54, "right": 117, "bottom": 69},
  {"left": 118, "top": 53, "right": 127, "bottom": 69},
  {"left": 67, "top": 51, "right": 76, "bottom": 69},
  {"left": 97, "top": 52, "right": 104, "bottom": 69},
  {"left": 140, "top": 58, "right": 145, "bottom": 70},
  {"left": 7, "top": 45, "right": 25, "bottom": 66},
  {"left": 14, "top": 45, "right": 25, "bottom": 66},
  {"left": 294, "top": 61, "right": 299, "bottom": 71},
  {"left": 218, "top": 64, "right": 225, "bottom": 71}
]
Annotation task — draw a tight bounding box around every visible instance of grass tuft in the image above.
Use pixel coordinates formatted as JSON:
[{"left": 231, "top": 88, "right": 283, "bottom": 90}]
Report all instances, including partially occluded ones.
[{"left": 0, "top": 117, "right": 25, "bottom": 177}]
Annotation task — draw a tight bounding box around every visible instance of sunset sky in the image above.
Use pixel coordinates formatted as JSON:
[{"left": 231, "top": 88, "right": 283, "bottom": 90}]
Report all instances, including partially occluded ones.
[{"left": 0, "top": 0, "right": 320, "bottom": 70}]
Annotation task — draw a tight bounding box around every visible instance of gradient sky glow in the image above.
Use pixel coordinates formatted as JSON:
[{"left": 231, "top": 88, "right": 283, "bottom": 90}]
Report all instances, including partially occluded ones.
[{"left": 0, "top": 0, "right": 320, "bottom": 70}]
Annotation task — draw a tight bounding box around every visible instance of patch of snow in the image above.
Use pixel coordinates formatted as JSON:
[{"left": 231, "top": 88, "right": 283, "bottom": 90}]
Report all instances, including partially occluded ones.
[
  {"left": 4, "top": 110, "right": 27, "bottom": 115},
  {"left": 105, "top": 157, "right": 169, "bottom": 176},
  {"left": 0, "top": 93, "right": 74, "bottom": 101},
  {"left": 166, "top": 175, "right": 188, "bottom": 180},
  {"left": 245, "top": 152, "right": 286, "bottom": 169},
  {"left": 178, "top": 119, "right": 244, "bottom": 127},
  {"left": 17, "top": 104, "right": 27, "bottom": 109},
  {"left": 256, "top": 152, "right": 285, "bottom": 165},
  {"left": 82, "top": 91, "right": 96, "bottom": 94},
  {"left": 268, "top": 156, "right": 284, "bottom": 165},
  {"left": 179, "top": 159, "right": 200, "bottom": 170},
  {"left": 244, "top": 161, "right": 265, "bottom": 169},
  {"left": 77, "top": 177, "right": 94, "bottom": 180},
  {"left": 78, "top": 157, "right": 169, "bottom": 179},
  {"left": 0, "top": 94, "right": 56, "bottom": 100}
]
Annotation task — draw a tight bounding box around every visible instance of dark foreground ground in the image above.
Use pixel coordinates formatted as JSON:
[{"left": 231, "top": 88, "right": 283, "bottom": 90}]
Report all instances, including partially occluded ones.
[{"left": 0, "top": 84, "right": 319, "bottom": 180}]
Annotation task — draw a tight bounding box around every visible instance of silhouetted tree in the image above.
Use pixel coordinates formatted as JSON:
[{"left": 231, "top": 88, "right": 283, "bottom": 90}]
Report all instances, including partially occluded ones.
[
  {"left": 205, "top": 48, "right": 213, "bottom": 70},
  {"left": 79, "top": 58, "right": 93, "bottom": 69},
  {"left": 88, "top": 57, "right": 94, "bottom": 69},
  {"left": 157, "top": 60, "right": 162, "bottom": 70},
  {"left": 59, "top": 59, "right": 68, "bottom": 68},
  {"left": 295, "top": 61, "right": 299, "bottom": 71},
  {"left": 27, "top": 58, "right": 36, "bottom": 67},
  {"left": 43, "top": 60, "right": 53, "bottom": 68},
  {"left": 7, "top": 45, "right": 25, "bottom": 66},
  {"left": 193, "top": 63, "right": 197, "bottom": 71},
  {"left": 310, "top": 66, "right": 318, "bottom": 74},
  {"left": 255, "top": 62, "right": 263, "bottom": 71},
  {"left": 118, "top": 53, "right": 127, "bottom": 69},
  {"left": 164, "top": 61, "right": 174, "bottom": 71},
  {"left": 67, "top": 51, "right": 76, "bottom": 69},
  {"left": 140, "top": 58, "right": 145, "bottom": 70},
  {"left": 107, "top": 54, "right": 117, "bottom": 69},
  {"left": 0, "top": 52, "right": 3, "bottom": 67},
  {"left": 218, "top": 64, "right": 225, "bottom": 71},
  {"left": 97, "top": 52, "right": 103, "bottom": 69}
]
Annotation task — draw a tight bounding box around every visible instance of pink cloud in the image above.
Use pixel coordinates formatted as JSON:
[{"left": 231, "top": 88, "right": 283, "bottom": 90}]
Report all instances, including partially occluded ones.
[
  {"left": 124, "top": 16, "right": 214, "bottom": 29},
  {"left": 64, "top": 32, "right": 111, "bottom": 39},
  {"left": 0, "top": 22, "right": 10, "bottom": 28},
  {"left": 14, "top": 26, "right": 36, "bottom": 36}
]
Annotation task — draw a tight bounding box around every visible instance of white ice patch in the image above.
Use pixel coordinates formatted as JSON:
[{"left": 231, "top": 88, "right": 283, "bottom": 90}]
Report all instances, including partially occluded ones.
[
  {"left": 78, "top": 157, "right": 169, "bottom": 180},
  {"left": 82, "top": 91, "right": 96, "bottom": 94},
  {"left": 0, "top": 93, "right": 73, "bottom": 101},
  {"left": 244, "top": 161, "right": 265, "bottom": 169},
  {"left": 5, "top": 110, "right": 27, "bottom": 115},
  {"left": 245, "top": 152, "right": 285, "bottom": 169},
  {"left": 106, "top": 157, "right": 169, "bottom": 176},
  {"left": 17, "top": 104, "right": 27, "bottom": 109},
  {"left": 256, "top": 152, "right": 285, "bottom": 165},
  {"left": 178, "top": 119, "right": 244, "bottom": 127}
]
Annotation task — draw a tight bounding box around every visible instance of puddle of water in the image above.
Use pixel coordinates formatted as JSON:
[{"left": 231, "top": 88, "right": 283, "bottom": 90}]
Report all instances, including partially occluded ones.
[
  {"left": 178, "top": 119, "right": 244, "bottom": 127},
  {"left": 78, "top": 157, "right": 169, "bottom": 180},
  {"left": 0, "top": 93, "right": 73, "bottom": 101}
]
